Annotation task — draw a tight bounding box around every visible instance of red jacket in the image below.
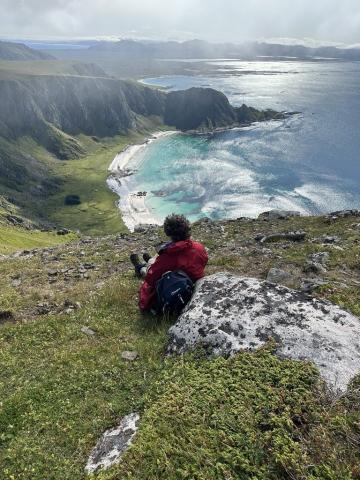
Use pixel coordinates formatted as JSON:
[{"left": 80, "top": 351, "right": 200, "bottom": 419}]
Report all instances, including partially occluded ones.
[{"left": 139, "top": 239, "right": 208, "bottom": 311}]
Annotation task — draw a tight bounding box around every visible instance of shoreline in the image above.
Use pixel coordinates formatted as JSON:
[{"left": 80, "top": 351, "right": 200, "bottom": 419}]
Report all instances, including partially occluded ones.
[
  {"left": 107, "top": 130, "right": 177, "bottom": 231},
  {"left": 106, "top": 116, "right": 299, "bottom": 232}
]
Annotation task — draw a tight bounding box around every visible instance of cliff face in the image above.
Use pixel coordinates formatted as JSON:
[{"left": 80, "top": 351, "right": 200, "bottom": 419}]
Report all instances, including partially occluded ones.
[
  {"left": 163, "top": 87, "right": 285, "bottom": 131},
  {"left": 164, "top": 87, "right": 237, "bottom": 131},
  {"left": 0, "top": 75, "right": 167, "bottom": 217},
  {"left": 0, "top": 76, "right": 166, "bottom": 158}
]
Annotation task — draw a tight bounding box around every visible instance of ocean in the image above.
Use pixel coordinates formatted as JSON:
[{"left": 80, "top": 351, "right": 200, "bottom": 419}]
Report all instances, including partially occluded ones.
[{"left": 121, "top": 60, "right": 360, "bottom": 223}]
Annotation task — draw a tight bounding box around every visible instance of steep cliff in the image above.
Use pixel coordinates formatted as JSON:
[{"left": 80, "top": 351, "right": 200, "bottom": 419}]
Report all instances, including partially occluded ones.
[
  {"left": 164, "top": 87, "right": 285, "bottom": 131},
  {"left": 0, "top": 76, "right": 165, "bottom": 158},
  {"left": 164, "top": 87, "right": 237, "bottom": 130}
]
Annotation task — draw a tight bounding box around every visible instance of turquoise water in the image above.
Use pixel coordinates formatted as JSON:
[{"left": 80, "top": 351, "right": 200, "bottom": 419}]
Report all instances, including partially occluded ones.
[{"left": 131, "top": 60, "right": 360, "bottom": 222}]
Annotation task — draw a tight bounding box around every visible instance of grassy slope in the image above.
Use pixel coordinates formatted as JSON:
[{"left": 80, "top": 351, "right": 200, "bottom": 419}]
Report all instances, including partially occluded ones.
[
  {"left": 0, "top": 196, "right": 76, "bottom": 255},
  {"left": 0, "top": 215, "right": 359, "bottom": 479},
  {"left": 43, "top": 117, "right": 165, "bottom": 236},
  {"left": 43, "top": 134, "right": 129, "bottom": 236},
  {"left": 0, "top": 223, "right": 75, "bottom": 255}
]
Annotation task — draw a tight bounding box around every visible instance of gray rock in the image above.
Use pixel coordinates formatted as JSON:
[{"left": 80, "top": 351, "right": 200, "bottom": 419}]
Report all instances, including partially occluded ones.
[
  {"left": 311, "top": 252, "right": 329, "bottom": 265},
  {"left": 328, "top": 209, "right": 360, "bottom": 218},
  {"left": 81, "top": 326, "right": 96, "bottom": 336},
  {"left": 304, "top": 252, "right": 330, "bottom": 274},
  {"left": 321, "top": 235, "right": 340, "bottom": 244},
  {"left": 255, "top": 231, "right": 306, "bottom": 243},
  {"left": 300, "top": 277, "right": 326, "bottom": 293},
  {"left": 258, "top": 210, "right": 301, "bottom": 220},
  {"left": 167, "top": 273, "right": 360, "bottom": 392},
  {"left": 266, "top": 268, "right": 291, "bottom": 284},
  {"left": 134, "top": 224, "right": 158, "bottom": 234},
  {"left": 303, "top": 262, "right": 326, "bottom": 274},
  {"left": 85, "top": 413, "right": 140, "bottom": 474},
  {"left": 121, "top": 350, "right": 139, "bottom": 361}
]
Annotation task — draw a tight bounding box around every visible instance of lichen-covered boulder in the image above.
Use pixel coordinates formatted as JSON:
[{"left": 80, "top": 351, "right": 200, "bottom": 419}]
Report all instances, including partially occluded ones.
[{"left": 167, "top": 273, "right": 360, "bottom": 392}]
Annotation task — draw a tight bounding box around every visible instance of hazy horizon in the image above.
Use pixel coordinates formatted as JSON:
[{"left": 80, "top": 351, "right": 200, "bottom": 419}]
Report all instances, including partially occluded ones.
[{"left": 1, "top": 0, "right": 360, "bottom": 46}]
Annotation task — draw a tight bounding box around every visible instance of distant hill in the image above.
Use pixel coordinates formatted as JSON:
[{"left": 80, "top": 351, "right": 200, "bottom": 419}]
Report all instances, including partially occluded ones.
[
  {"left": 90, "top": 38, "right": 360, "bottom": 61},
  {"left": 0, "top": 40, "right": 55, "bottom": 60}
]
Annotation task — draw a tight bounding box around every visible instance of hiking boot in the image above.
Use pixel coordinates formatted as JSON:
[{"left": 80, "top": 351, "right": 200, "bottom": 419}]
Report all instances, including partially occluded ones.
[
  {"left": 130, "top": 253, "right": 145, "bottom": 277},
  {"left": 143, "top": 252, "right": 151, "bottom": 263}
]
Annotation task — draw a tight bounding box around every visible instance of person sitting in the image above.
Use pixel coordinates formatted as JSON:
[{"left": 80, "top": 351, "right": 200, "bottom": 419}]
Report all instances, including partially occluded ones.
[{"left": 130, "top": 214, "right": 208, "bottom": 312}]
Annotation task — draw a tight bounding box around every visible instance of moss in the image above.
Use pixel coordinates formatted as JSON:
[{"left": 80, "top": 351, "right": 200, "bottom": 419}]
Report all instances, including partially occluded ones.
[{"left": 101, "top": 349, "right": 360, "bottom": 480}]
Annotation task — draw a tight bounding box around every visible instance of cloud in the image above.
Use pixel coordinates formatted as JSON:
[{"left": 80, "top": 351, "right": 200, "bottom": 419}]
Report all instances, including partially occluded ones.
[{"left": 0, "top": 0, "right": 360, "bottom": 44}]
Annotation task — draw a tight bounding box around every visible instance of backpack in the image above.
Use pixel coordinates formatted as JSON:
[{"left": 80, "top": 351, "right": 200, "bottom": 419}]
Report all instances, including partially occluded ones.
[{"left": 156, "top": 270, "right": 194, "bottom": 315}]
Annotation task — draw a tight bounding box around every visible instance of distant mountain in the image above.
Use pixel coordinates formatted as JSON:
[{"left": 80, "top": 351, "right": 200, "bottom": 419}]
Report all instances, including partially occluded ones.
[
  {"left": 90, "top": 38, "right": 360, "bottom": 61},
  {"left": 0, "top": 40, "right": 55, "bottom": 60}
]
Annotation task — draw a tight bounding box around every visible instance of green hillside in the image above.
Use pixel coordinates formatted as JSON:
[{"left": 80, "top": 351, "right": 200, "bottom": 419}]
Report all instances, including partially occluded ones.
[{"left": 0, "top": 213, "right": 359, "bottom": 479}]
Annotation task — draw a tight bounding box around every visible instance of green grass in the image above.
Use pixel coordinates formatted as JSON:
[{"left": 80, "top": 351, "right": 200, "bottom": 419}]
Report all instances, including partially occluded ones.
[
  {"left": 0, "top": 276, "right": 171, "bottom": 480},
  {"left": 0, "top": 223, "right": 76, "bottom": 255}
]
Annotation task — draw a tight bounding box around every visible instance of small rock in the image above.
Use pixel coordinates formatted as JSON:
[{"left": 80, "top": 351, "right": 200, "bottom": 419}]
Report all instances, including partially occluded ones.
[
  {"left": 47, "top": 269, "right": 58, "bottom": 277},
  {"left": 81, "top": 326, "right": 96, "bottom": 336},
  {"left": 35, "top": 302, "right": 52, "bottom": 314},
  {"left": 258, "top": 210, "right": 301, "bottom": 220},
  {"left": 322, "top": 235, "right": 340, "bottom": 244},
  {"left": 134, "top": 224, "right": 158, "bottom": 234},
  {"left": 256, "top": 231, "right": 306, "bottom": 243},
  {"left": 11, "top": 278, "right": 22, "bottom": 287},
  {"left": 0, "top": 310, "right": 14, "bottom": 324},
  {"left": 300, "top": 277, "right": 326, "bottom": 293},
  {"left": 303, "top": 262, "right": 326, "bottom": 274},
  {"left": 266, "top": 268, "right": 291, "bottom": 284},
  {"left": 85, "top": 413, "right": 140, "bottom": 474},
  {"left": 121, "top": 351, "right": 139, "bottom": 361},
  {"left": 311, "top": 252, "right": 329, "bottom": 265},
  {"left": 57, "top": 228, "right": 71, "bottom": 236}
]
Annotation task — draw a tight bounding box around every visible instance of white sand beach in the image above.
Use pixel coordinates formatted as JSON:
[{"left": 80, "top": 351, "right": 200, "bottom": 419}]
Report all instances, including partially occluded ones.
[{"left": 107, "top": 131, "right": 177, "bottom": 231}]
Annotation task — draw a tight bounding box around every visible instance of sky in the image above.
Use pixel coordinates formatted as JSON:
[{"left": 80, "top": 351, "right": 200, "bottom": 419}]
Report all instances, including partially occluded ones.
[{"left": 1, "top": 0, "right": 360, "bottom": 46}]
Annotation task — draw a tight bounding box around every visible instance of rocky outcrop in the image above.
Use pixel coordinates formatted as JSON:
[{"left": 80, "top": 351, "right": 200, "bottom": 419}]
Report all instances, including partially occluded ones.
[
  {"left": 164, "top": 87, "right": 237, "bottom": 131},
  {"left": 167, "top": 273, "right": 360, "bottom": 392},
  {"left": 258, "top": 210, "right": 301, "bottom": 220},
  {"left": 163, "top": 87, "right": 286, "bottom": 131}
]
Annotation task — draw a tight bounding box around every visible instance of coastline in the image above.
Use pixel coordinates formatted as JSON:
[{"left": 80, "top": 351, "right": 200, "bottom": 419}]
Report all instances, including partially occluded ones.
[{"left": 107, "top": 130, "right": 177, "bottom": 231}]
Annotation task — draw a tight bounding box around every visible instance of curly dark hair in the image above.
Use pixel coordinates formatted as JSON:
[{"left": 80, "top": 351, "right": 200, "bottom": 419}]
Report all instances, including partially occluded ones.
[{"left": 163, "top": 214, "right": 191, "bottom": 242}]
